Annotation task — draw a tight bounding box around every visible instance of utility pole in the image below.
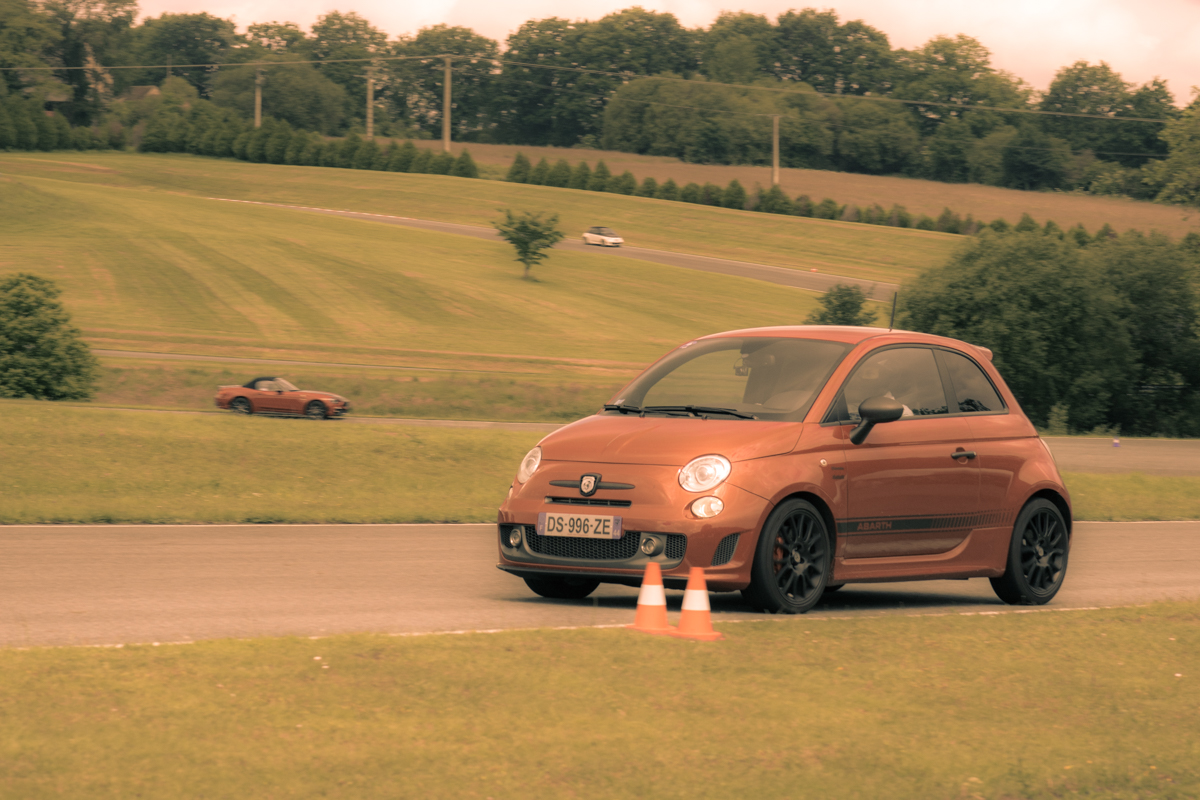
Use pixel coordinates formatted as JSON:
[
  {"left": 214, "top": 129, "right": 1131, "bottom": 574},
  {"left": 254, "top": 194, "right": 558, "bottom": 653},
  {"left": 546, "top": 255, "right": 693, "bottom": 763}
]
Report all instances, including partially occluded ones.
[
  {"left": 442, "top": 56, "right": 452, "bottom": 153},
  {"left": 771, "top": 115, "right": 780, "bottom": 187},
  {"left": 365, "top": 67, "right": 376, "bottom": 139},
  {"left": 254, "top": 68, "right": 264, "bottom": 129}
]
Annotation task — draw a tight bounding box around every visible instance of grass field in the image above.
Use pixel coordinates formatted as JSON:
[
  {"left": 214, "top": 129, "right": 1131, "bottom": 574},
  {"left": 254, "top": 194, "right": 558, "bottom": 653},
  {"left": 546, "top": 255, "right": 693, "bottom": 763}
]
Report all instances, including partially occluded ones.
[
  {"left": 2, "top": 403, "right": 1197, "bottom": 523},
  {"left": 0, "top": 165, "right": 829, "bottom": 367},
  {"left": 3, "top": 601, "right": 1197, "bottom": 798},
  {"left": 388, "top": 138, "right": 1200, "bottom": 238},
  {"left": 1, "top": 152, "right": 961, "bottom": 285}
]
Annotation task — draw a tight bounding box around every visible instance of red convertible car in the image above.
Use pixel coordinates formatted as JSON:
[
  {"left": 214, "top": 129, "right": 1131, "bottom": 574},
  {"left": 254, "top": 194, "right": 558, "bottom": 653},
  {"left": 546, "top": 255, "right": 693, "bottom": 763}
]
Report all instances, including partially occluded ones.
[{"left": 214, "top": 377, "right": 350, "bottom": 419}]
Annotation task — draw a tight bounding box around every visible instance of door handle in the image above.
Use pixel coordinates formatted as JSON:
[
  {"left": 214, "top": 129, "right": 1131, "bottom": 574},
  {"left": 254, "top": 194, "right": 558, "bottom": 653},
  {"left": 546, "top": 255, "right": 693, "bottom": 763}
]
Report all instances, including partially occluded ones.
[{"left": 951, "top": 451, "right": 977, "bottom": 460}]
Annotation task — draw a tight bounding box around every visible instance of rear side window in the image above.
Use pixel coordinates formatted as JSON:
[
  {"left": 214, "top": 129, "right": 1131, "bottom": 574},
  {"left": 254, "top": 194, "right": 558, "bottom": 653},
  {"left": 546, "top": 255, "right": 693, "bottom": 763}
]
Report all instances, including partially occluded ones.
[
  {"left": 941, "top": 350, "right": 1005, "bottom": 413},
  {"left": 836, "top": 347, "right": 949, "bottom": 422}
]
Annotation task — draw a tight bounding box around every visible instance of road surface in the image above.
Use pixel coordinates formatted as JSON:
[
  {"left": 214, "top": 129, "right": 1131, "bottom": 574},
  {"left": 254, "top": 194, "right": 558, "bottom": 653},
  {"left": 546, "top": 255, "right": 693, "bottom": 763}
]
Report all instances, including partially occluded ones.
[
  {"left": 211, "top": 198, "right": 899, "bottom": 299},
  {"left": 2, "top": 521, "right": 1196, "bottom": 648}
]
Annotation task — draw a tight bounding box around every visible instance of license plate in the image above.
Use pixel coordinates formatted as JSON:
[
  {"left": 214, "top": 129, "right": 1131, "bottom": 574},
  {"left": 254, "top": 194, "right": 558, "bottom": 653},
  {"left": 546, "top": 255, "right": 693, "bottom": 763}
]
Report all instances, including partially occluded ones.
[{"left": 537, "top": 512, "right": 623, "bottom": 540}]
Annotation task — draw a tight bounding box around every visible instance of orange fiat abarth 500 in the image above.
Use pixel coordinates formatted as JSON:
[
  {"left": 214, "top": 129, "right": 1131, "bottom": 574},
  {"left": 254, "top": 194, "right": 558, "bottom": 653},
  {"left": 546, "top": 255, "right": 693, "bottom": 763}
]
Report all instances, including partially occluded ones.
[{"left": 497, "top": 326, "right": 1072, "bottom": 614}]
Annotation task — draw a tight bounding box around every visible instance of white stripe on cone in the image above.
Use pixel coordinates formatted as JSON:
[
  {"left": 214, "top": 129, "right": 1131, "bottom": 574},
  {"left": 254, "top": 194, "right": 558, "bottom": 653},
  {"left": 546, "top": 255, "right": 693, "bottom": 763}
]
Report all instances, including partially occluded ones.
[
  {"left": 681, "top": 588, "right": 710, "bottom": 612},
  {"left": 637, "top": 582, "right": 667, "bottom": 607}
]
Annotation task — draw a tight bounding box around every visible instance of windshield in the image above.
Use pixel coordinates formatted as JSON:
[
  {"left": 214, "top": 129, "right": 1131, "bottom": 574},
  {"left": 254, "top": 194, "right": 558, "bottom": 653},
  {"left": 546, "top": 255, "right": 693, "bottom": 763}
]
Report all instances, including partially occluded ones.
[
  {"left": 610, "top": 337, "right": 850, "bottom": 421},
  {"left": 598, "top": 228, "right": 616, "bottom": 235},
  {"left": 273, "top": 378, "right": 299, "bottom": 391}
]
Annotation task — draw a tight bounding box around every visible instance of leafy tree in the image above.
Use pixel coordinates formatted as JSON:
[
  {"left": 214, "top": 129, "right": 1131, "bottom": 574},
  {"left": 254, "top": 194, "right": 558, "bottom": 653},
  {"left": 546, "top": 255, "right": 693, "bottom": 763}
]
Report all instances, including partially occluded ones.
[
  {"left": 391, "top": 25, "right": 499, "bottom": 140},
  {"left": 527, "top": 157, "right": 550, "bottom": 185},
  {"left": 794, "top": 194, "right": 815, "bottom": 217},
  {"left": 210, "top": 60, "right": 347, "bottom": 134},
  {"left": 544, "top": 158, "right": 571, "bottom": 187},
  {"left": 428, "top": 150, "right": 454, "bottom": 174},
  {"left": 721, "top": 179, "right": 747, "bottom": 209},
  {"left": 900, "top": 231, "right": 1137, "bottom": 430},
  {"left": 813, "top": 198, "right": 839, "bottom": 219},
  {"left": 1150, "top": 103, "right": 1200, "bottom": 206},
  {"left": 309, "top": 11, "right": 387, "bottom": 122},
  {"left": 703, "top": 12, "right": 775, "bottom": 83},
  {"left": 266, "top": 122, "right": 294, "bottom": 164},
  {"left": 352, "top": 137, "right": 377, "bottom": 169},
  {"left": 840, "top": 204, "right": 861, "bottom": 222},
  {"left": 1013, "top": 213, "right": 1039, "bottom": 232},
  {"left": 756, "top": 184, "right": 793, "bottom": 214},
  {"left": 1002, "top": 125, "right": 1071, "bottom": 190},
  {"left": 39, "top": 0, "right": 138, "bottom": 125},
  {"left": 935, "top": 207, "right": 962, "bottom": 234},
  {"left": 245, "top": 21, "right": 309, "bottom": 55},
  {"left": 926, "top": 118, "right": 975, "bottom": 182},
  {"left": 505, "top": 152, "right": 530, "bottom": 182},
  {"left": 406, "top": 146, "right": 431, "bottom": 173},
  {"left": 568, "top": 161, "right": 591, "bottom": 189},
  {"left": 804, "top": 284, "right": 878, "bottom": 326},
  {"left": 371, "top": 140, "right": 391, "bottom": 169},
  {"left": 774, "top": 9, "right": 894, "bottom": 95},
  {"left": 700, "top": 182, "right": 723, "bottom": 205},
  {"left": 0, "top": 273, "right": 99, "bottom": 400},
  {"left": 834, "top": 100, "right": 920, "bottom": 174},
  {"left": 886, "top": 204, "right": 911, "bottom": 227},
  {"left": 450, "top": 149, "right": 478, "bottom": 178},
  {"left": 635, "top": 176, "right": 658, "bottom": 197},
  {"left": 132, "top": 12, "right": 236, "bottom": 96},
  {"left": 680, "top": 182, "right": 702, "bottom": 203},
  {"left": 492, "top": 210, "right": 565, "bottom": 280}
]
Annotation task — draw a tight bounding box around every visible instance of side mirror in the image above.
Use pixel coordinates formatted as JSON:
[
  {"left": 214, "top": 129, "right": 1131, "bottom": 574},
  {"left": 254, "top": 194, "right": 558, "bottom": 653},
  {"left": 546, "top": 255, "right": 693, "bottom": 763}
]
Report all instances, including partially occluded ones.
[{"left": 849, "top": 395, "right": 905, "bottom": 445}]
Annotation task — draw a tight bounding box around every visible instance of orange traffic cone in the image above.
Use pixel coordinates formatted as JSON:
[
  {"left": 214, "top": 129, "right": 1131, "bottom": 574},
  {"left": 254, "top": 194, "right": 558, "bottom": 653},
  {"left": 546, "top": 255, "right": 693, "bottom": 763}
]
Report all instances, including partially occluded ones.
[
  {"left": 628, "top": 562, "right": 675, "bottom": 635},
  {"left": 671, "top": 567, "right": 724, "bottom": 641}
]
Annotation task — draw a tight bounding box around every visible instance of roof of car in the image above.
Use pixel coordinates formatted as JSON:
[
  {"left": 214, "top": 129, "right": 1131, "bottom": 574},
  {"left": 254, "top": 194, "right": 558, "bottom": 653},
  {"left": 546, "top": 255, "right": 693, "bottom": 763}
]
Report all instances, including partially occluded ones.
[
  {"left": 700, "top": 326, "right": 993, "bottom": 359},
  {"left": 243, "top": 376, "right": 278, "bottom": 389}
]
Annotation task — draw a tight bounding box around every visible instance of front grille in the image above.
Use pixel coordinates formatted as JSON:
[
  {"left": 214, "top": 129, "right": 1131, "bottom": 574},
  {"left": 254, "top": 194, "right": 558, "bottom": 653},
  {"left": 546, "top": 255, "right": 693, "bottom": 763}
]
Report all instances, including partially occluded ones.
[
  {"left": 545, "top": 497, "right": 632, "bottom": 508},
  {"left": 711, "top": 533, "right": 740, "bottom": 566},
  {"left": 519, "top": 525, "right": 688, "bottom": 562},
  {"left": 526, "top": 526, "right": 641, "bottom": 560}
]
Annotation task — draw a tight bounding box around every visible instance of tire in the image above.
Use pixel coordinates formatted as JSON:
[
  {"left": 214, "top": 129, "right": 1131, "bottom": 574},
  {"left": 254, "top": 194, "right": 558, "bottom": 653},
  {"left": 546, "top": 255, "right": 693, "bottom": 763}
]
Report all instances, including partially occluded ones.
[
  {"left": 741, "top": 498, "right": 832, "bottom": 614},
  {"left": 230, "top": 397, "right": 252, "bottom": 415},
  {"left": 523, "top": 576, "right": 600, "bottom": 600},
  {"left": 304, "top": 400, "right": 328, "bottom": 420},
  {"left": 990, "top": 499, "right": 1069, "bottom": 605}
]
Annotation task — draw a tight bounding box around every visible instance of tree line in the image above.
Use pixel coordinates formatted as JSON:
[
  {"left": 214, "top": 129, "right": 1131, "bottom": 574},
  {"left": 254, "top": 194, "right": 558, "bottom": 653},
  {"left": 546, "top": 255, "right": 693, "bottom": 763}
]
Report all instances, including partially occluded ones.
[{"left": 3, "top": 2, "right": 1198, "bottom": 205}]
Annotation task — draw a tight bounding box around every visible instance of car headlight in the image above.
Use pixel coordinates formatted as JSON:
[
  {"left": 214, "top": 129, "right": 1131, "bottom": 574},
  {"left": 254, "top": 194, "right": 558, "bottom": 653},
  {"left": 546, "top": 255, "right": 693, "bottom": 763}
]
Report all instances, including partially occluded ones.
[
  {"left": 678, "top": 455, "right": 731, "bottom": 493},
  {"left": 516, "top": 446, "right": 542, "bottom": 484}
]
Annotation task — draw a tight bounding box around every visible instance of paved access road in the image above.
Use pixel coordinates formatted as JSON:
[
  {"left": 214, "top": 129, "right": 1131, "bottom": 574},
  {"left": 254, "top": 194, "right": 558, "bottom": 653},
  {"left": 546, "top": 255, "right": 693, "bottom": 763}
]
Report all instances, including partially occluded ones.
[
  {"left": 2, "top": 521, "right": 1196, "bottom": 648},
  {"left": 211, "top": 198, "right": 898, "bottom": 299}
]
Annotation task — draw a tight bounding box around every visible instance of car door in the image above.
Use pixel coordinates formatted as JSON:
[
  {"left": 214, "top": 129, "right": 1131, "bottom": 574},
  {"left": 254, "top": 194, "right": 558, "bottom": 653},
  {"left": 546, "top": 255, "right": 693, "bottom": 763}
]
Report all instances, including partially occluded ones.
[
  {"left": 253, "top": 380, "right": 286, "bottom": 413},
  {"left": 828, "top": 346, "right": 981, "bottom": 558}
]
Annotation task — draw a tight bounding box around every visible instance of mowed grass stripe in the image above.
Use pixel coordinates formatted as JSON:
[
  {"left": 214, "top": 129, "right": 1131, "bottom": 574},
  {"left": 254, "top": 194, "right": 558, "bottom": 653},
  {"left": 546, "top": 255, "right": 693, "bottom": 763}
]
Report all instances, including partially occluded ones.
[
  {"left": 0, "top": 173, "right": 822, "bottom": 365},
  {"left": 2, "top": 404, "right": 1197, "bottom": 523},
  {"left": 0, "top": 152, "right": 963, "bottom": 284}
]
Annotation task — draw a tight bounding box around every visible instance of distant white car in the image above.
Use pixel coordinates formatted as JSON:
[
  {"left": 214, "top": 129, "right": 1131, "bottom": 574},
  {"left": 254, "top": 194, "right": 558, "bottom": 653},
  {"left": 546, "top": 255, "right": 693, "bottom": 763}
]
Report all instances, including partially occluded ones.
[{"left": 582, "top": 226, "right": 624, "bottom": 247}]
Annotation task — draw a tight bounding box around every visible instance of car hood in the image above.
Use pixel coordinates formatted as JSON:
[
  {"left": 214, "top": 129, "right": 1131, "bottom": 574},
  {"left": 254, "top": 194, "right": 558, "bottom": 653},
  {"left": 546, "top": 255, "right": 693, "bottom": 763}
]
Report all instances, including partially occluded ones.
[{"left": 538, "top": 414, "right": 804, "bottom": 466}]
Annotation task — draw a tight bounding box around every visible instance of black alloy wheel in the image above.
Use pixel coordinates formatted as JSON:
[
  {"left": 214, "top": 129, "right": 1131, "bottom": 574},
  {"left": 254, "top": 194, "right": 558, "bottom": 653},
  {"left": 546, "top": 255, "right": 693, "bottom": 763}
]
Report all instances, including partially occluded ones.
[
  {"left": 524, "top": 576, "right": 601, "bottom": 600},
  {"left": 743, "top": 498, "right": 831, "bottom": 614},
  {"left": 304, "top": 400, "right": 328, "bottom": 420},
  {"left": 230, "top": 397, "right": 252, "bottom": 415},
  {"left": 991, "top": 498, "right": 1069, "bottom": 605}
]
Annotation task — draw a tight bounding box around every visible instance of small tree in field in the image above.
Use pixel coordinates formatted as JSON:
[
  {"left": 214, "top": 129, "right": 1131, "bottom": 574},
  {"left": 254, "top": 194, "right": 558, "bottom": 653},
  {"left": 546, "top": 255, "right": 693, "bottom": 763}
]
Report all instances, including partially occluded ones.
[
  {"left": 0, "top": 274, "right": 99, "bottom": 399},
  {"left": 804, "top": 284, "right": 879, "bottom": 326},
  {"left": 493, "top": 210, "right": 565, "bottom": 280}
]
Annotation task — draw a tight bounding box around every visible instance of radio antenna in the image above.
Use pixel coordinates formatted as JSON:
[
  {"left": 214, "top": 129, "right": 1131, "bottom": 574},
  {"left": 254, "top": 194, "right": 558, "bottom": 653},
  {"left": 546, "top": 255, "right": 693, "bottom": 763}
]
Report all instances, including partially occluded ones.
[{"left": 888, "top": 291, "right": 898, "bottom": 330}]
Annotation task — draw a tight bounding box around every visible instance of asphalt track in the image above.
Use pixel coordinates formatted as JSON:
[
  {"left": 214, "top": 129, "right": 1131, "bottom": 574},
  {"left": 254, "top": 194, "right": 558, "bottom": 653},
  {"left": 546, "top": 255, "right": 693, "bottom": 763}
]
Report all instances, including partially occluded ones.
[
  {"left": 2, "top": 521, "right": 1197, "bottom": 648},
  {"left": 211, "top": 198, "right": 899, "bottom": 299}
]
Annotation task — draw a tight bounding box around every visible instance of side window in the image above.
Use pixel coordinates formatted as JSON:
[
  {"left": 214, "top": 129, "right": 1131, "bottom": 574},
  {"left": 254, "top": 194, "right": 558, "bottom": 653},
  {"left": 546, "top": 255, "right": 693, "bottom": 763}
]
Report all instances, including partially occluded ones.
[
  {"left": 941, "top": 350, "right": 1005, "bottom": 413},
  {"left": 837, "top": 347, "right": 949, "bottom": 422}
]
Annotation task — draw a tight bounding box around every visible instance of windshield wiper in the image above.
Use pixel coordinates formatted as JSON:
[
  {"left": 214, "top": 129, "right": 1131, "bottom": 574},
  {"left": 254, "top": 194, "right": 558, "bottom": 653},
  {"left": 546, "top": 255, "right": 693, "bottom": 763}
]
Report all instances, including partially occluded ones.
[
  {"left": 603, "top": 404, "right": 645, "bottom": 415},
  {"left": 643, "top": 405, "right": 757, "bottom": 420}
]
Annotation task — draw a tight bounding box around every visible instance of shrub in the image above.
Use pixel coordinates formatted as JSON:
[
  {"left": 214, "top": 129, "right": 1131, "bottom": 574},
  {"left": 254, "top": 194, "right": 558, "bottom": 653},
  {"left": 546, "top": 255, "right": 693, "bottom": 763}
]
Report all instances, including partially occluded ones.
[
  {"left": 813, "top": 198, "right": 839, "bottom": 219},
  {"left": 506, "top": 152, "right": 531, "bottom": 183},
  {"left": 1042, "top": 220, "right": 1064, "bottom": 239},
  {"left": 680, "top": 182, "right": 702, "bottom": 203},
  {"left": 756, "top": 185, "right": 793, "bottom": 215},
  {"left": 989, "top": 218, "right": 1010, "bottom": 233},
  {"left": 804, "top": 284, "right": 878, "bottom": 326},
  {"left": 721, "top": 180, "right": 746, "bottom": 210},
  {"left": 0, "top": 273, "right": 99, "bottom": 400},
  {"left": 841, "top": 205, "right": 861, "bottom": 223},
  {"left": 429, "top": 151, "right": 455, "bottom": 175},
  {"left": 388, "top": 140, "right": 417, "bottom": 172},
  {"left": 1067, "top": 224, "right": 1092, "bottom": 246},
  {"left": 450, "top": 150, "right": 479, "bottom": 178},
  {"left": 608, "top": 170, "right": 637, "bottom": 195},
  {"left": 794, "top": 195, "right": 815, "bottom": 217},
  {"left": 1014, "top": 212, "right": 1039, "bottom": 233},
  {"left": 352, "top": 139, "right": 378, "bottom": 169},
  {"left": 588, "top": 161, "right": 612, "bottom": 191},
  {"left": 887, "top": 204, "right": 911, "bottom": 227},
  {"left": 544, "top": 159, "right": 571, "bottom": 187},
  {"left": 371, "top": 141, "right": 392, "bottom": 170},
  {"left": 635, "top": 177, "right": 658, "bottom": 197},
  {"left": 655, "top": 178, "right": 680, "bottom": 201},
  {"left": 914, "top": 214, "right": 936, "bottom": 230},
  {"left": 935, "top": 207, "right": 962, "bottom": 234},
  {"left": 700, "top": 183, "right": 723, "bottom": 206},
  {"left": 406, "top": 148, "right": 432, "bottom": 173},
  {"left": 568, "top": 161, "right": 591, "bottom": 190}
]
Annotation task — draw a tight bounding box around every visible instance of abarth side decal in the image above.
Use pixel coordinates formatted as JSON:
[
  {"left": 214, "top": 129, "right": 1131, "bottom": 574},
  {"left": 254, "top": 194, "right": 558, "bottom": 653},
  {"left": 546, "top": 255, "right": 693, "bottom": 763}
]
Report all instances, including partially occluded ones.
[{"left": 836, "top": 509, "right": 1013, "bottom": 536}]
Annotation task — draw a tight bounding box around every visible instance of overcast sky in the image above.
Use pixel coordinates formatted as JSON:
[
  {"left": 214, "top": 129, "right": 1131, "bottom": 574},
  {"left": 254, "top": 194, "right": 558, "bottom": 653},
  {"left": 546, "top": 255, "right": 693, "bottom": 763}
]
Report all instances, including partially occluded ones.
[{"left": 139, "top": 0, "right": 1200, "bottom": 104}]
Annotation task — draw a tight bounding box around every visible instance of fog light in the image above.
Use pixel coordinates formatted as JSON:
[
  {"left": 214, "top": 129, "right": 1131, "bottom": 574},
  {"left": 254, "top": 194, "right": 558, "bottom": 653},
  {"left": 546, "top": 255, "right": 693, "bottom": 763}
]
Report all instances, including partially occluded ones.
[
  {"left": 640, "top": 535, "right": 664, "bottom": 557},
  {"left": 507, "top": 526, "right": 523, "bottom": 548},
  {"left": 691, "top": 496, "right": 724, "bottom": 518}
]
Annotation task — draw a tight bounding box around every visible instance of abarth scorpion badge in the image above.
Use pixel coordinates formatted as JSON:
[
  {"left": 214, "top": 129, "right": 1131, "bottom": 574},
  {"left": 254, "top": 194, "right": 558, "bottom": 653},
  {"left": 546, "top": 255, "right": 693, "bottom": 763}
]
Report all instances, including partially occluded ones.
[{"left": 579, "top": 474, "right": 601, "bottom": 497}]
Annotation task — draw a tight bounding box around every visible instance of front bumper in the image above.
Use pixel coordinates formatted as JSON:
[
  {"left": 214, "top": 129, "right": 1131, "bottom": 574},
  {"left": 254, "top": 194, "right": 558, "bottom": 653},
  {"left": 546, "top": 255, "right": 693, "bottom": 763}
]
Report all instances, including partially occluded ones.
[{"left": 497, "top": 461, "right": 769, "bottom": 591}]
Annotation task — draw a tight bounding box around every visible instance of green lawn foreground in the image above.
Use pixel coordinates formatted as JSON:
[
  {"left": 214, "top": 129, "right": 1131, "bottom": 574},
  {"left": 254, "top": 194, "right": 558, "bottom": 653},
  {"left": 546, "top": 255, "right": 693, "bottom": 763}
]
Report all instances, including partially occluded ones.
[
  {"left": 2, "top": 403, "right": 1198, "bottom": 523},
  {"left": 2, "top": 601, "right": 1197, "bottom": 798}
]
